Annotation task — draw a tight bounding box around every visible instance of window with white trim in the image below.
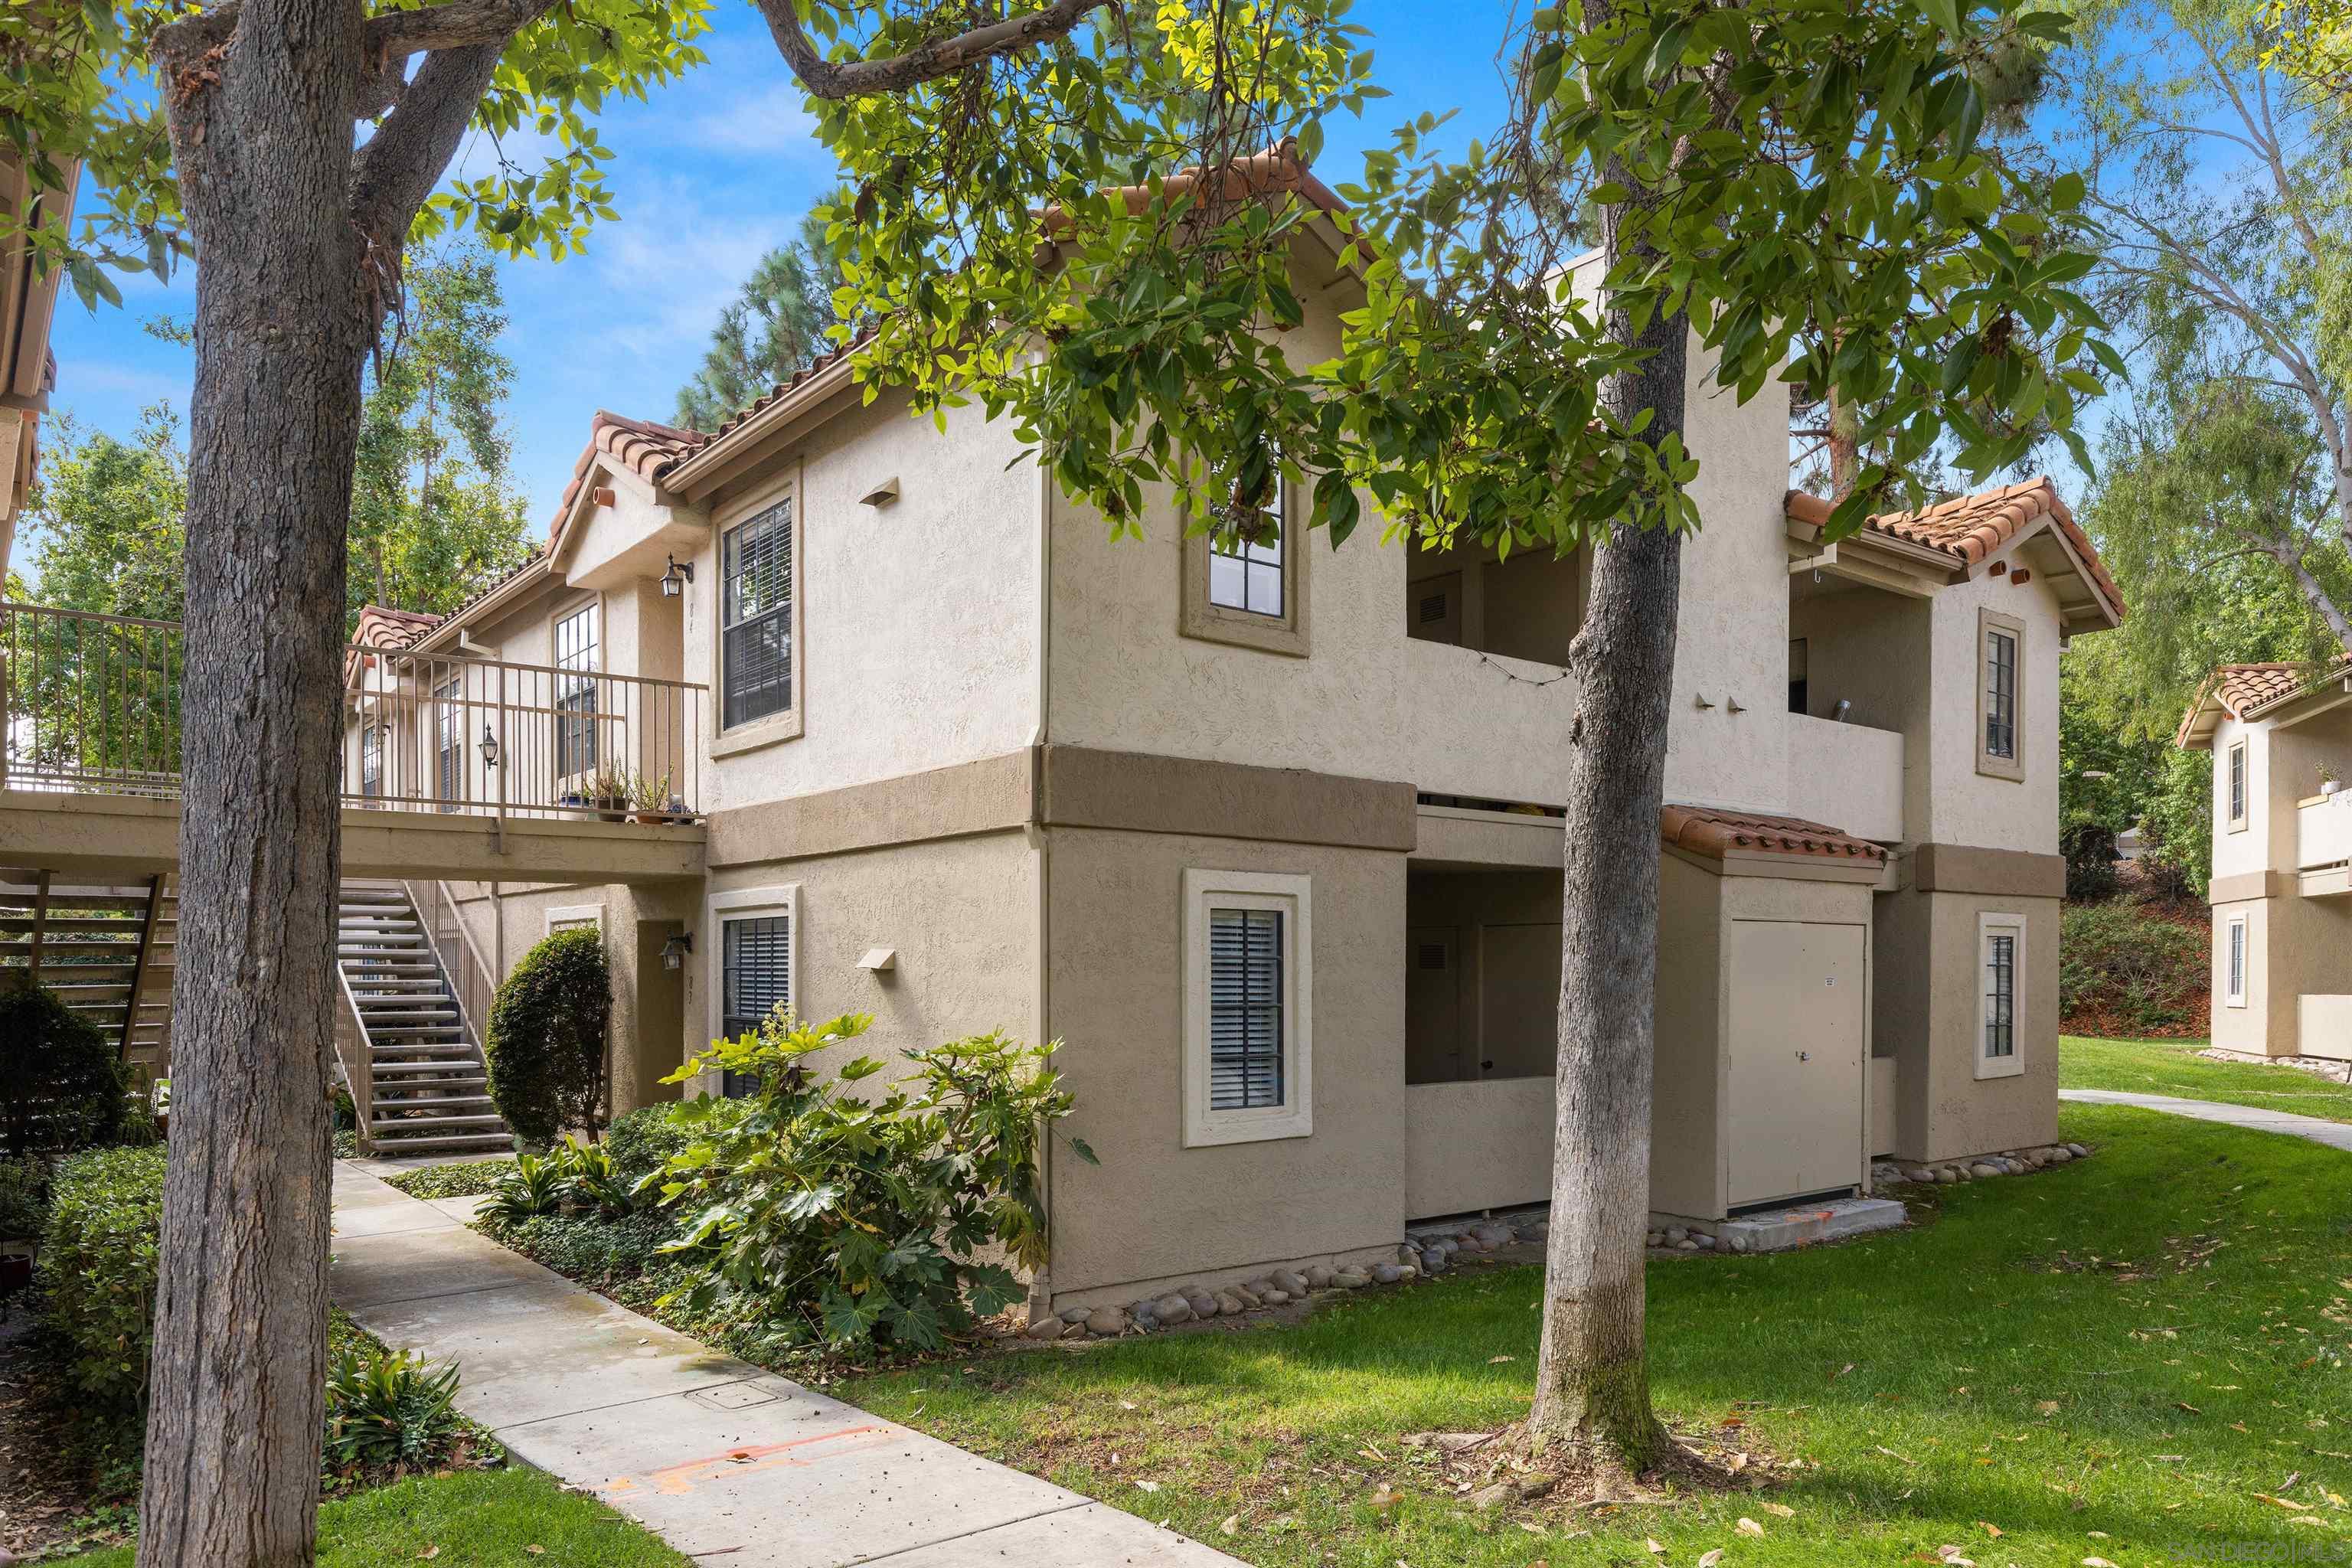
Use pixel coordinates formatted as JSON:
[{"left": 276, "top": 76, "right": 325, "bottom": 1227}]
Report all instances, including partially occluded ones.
[
  {"left": 554, "top": 602, "right": 599, "bottom": 778},
  {"left": 1976, "top": 912, "right": 2027, "bottom": 1080},
  {"left": 434, "top": 675, "right": 463, "bottom": 810},
  {"left": 706, "top": 886, "right": 799, "bottom": 1100},
  {"left": 2226, "top": 914, "right": 2248, "bottom": 1008},
  {"left": 2227, "top": 740, "right": 2248, "bottom": 831},
  {"left": 358, "top": 723, "right": 384, "bottom": 802},
  {"left": 721, "top": 498, "right": 794, "bottom": 730},
  {"left": 1978, "top": 608, "right": 2025, "bottom": 781},
  {"left": 1183, "top": 868, "right": 1312, "bottom": 1145}
]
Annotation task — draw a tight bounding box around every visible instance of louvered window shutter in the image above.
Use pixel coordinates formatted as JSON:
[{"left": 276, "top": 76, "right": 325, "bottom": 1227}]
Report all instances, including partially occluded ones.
[{"left": 1207, "top": 907, "right": 1285, "bottom": 1110}]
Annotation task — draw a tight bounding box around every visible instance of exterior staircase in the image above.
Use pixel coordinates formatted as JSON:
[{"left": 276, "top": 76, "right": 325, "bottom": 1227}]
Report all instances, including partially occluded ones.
[
  {"left": 0, "top": 871, "right": 175, "bottom": 1086},
  {"left": 338, "top": 883, "right": 512, "bottom": 1155}
]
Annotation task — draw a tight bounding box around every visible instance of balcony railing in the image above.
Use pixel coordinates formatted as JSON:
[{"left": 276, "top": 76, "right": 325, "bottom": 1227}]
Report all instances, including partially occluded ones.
[
  {"left": 2, "top": 601, "right": 706, "bottom": 822},
  {"left": 2299, "top": 790, "right": 2352, "bottom": 873},
  {"left": 1785, "top": 711, "right": 1904, "bottom": 844}
]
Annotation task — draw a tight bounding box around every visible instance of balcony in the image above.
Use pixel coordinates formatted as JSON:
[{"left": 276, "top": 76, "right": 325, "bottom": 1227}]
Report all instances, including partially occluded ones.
[
  {"left": 2298, "top": 790, "right": 2352, "bottom": 896},
  {"left": 1785, "top": 712, "right": 1904, "bottom": 845},
  {"left": 0, "top": 601, "right": 707, "bottom": 883}
]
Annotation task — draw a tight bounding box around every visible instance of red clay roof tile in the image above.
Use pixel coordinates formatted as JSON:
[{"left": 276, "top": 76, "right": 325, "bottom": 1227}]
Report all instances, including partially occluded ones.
[
  {"left": 1659, "top": 804, "right": 1888, "bottom": 864},
  {"left": 1785, "top": 476, "right": 2125, "bottom": 625}
]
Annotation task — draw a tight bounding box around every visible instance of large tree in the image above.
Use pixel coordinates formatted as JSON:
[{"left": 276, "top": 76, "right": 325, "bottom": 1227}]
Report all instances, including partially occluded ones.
[
  {"left": 2, "top": 2, "right": 2109, "bottom": 1553},
  {"left": 2070, "top": 0, "right": 2352, "bottom": 658},
  {"left": 674, "top": 210, "right": 846, "bottom": 430}
]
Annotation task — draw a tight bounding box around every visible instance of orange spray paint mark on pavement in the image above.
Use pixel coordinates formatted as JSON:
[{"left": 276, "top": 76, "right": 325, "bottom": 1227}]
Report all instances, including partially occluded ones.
[{"left": 603, "top": 1424, "right": 900, "bottom": 1498}]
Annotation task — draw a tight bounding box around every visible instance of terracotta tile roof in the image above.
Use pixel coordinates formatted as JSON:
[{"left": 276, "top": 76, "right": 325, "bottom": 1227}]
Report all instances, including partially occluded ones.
[
  {"left": 697, "top": 341, "right": 867, "bottom": 446},
  {"left": 351, "top": 604, "right": 444, "bottom": 649},
  {"left": 546, "top": 411, "right": 710, "bottom": 544},
  {"left": 2175, "top": 654, "right": 2352, "bottom": 744},
  {"left": 1785, "top": 476, "right": 2126, "bottom": 625},
  {"left": 1660, "top": 804, "right": 1889, "bottom": 865}
]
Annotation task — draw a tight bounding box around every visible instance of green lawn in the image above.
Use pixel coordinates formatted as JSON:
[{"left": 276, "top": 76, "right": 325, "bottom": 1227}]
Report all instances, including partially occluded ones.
[
  {"left": 60, "top": 1468, "right": 688, "bottom": 1566},
  {"left": 846, "top": 1104, "right": 2352, "bottom": 1566},
  {"left": 2061, "top": 1033, "right": 2352, "bottom": 1123}
]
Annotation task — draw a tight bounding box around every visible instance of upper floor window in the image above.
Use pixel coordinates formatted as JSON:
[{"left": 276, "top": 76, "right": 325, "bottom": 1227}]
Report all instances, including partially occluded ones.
[
  {"left": 358, "top": 723, "right": 384, "bottom": 802},
  {"left": 1976, "top": 911, "right": 2027, "bottom": 1080},
  {"left": 434, "top": 676, "right": 463, "bottom": 810},
  {"left": 554, "top": 603, "right": 599, "bottom": 778},
  {"left": 723, "top": 498, "right": 794, "bottom": 730},
  {"left": 1977, "top": 608, "right": 2025, "bottom": 782},
  {"left": 2227, "top": 740, "right": 2248, "bottom": 831},
  {"left": 1208, "top": 475, "right": 1285, "bottom": 618}
]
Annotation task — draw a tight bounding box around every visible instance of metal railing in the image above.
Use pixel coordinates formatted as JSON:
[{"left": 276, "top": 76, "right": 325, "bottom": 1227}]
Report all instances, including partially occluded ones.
[
  {"left": 410, "top": 878, "right": 498, "bottom": 1043},
  {"left": 2, "top": 601, "right": 707, "bottom": 822}
]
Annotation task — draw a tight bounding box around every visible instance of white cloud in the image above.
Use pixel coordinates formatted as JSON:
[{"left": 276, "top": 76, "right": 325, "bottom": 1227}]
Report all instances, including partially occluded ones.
[
  {"left": 679, "top": 83, "right": 818, "bottom": 157},
  {"left": 55, "top": 360, "right": 190, "bottom": 408}
]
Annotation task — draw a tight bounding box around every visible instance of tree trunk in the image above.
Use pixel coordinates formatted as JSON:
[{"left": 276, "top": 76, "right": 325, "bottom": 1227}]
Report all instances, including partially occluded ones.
[
  {"left": 1525, "top": 232, "right": 1687, "bottom": 1478},
  {"left": 137, "top": 3, "right": 367, "bottom": 1563}
]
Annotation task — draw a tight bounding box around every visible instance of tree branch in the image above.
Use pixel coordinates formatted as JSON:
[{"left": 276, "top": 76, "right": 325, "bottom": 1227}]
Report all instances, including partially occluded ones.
[
  {"left": 364, "top": 0, "right": 558, "bottom": 60},
  {"left": 751, "top": 0, "right": 1114, "bottom": 99},
  {"left": 349, "top": 42, "right": 515, "bottom": 254}
]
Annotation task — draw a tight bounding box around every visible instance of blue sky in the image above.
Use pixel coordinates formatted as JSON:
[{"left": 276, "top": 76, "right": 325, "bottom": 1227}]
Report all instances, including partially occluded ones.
[{"left": 44, "top": 2, "right": 1515, "bottom": 539}]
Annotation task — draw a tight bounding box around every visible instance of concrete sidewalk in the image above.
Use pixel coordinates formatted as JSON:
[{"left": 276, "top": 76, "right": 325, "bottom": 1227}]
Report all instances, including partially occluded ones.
[
  {"left": 329, "top": 1163, "right": 1244, "bottom": 1567},
  {"left": 2061, "top": 1088, "right": 2352, "bottom": 1153}
]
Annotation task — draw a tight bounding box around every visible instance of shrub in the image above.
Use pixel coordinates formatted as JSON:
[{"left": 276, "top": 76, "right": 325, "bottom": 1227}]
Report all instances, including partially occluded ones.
[
  {"left": 0, "top": 986, "right": 132, "bottom": 1154},
  {"left": 386, "top": 1158, "right": 516, "bottom": 1201},
  {"left": 651, "top": 1013, "right": 1093, "bottom": 1354},
  {"left": 477, "top": 1151, "right": 570, "bottom": 1225},
  {"left": 0, "top": 1153, "right": 49, "bottom": 1240},
  {"left": 2060, "top": 901, "right": 2208, "bottom": 1037},
  {"left": 2060, "top": 819, "right": 2121, "bottom": 902},
  {"left": 605, "top": 1102, "right": 692, "bottom": 1186},
  {"left": 487, "top": 1208, "right": 681, "bottom": 1282},
  {"left": 322, "top": 1343, "right": 461, "bottom": 1472},
  {"left": 483, "top": 928, "right": 611, "bottom": 1144},
  {"left": 39, "top": 1145, "right": 166, "bottom": 1410}
]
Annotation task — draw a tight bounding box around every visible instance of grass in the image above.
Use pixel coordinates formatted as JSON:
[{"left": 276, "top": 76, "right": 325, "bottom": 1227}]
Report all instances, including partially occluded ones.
[
  {"left": 844, "top": 1105, "right": 2352, "bottom": 1566},
  {"left": 2061, "top": 1033, "right": 2352, "bottom": 1124},
  {"left": 384, "top": 1158, "right": 517, "bottom": 1200},
  {"left": 57, "top": 1468, "right": 690, "bottom": 1566}
]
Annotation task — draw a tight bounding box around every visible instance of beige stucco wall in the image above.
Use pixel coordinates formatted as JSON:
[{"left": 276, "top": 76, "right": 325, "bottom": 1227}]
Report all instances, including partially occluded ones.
[
  {"left": 1875, "top": 885, "right": 2059, "bottom": 1161},
  {"left": 1788, "top": 581, "right": 1928, "bottom": 841},
  {"left": 670, "top": 393, "right": 1044, "bottom": 813},
  {"left": 1916, "top": 567, "right": 2065, "bottom": 854},
  {"left": 1403, "top": 1077, "right": 1555, "bottom": 1218},
  {"left": 1651, "top": 854, "right": 1727, "bottom": 1219},
  {"left": 1040, "top": 825, "right": 1406, "bottom": 1302},
  {"left": 2209, "top": 896, "right": 2269, "bottom": 1055}
]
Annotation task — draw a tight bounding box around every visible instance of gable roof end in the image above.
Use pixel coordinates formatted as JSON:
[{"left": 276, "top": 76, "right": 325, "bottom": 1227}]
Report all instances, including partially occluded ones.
[
  {"left": 545, "top": 410, "right": 710, "bottom": 549},
  {"left": 2174, "top": 655, "right": 2352, "bottom": 748}
]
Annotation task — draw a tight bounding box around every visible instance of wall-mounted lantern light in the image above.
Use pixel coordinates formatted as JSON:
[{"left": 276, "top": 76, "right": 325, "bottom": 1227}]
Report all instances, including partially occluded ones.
[
  {"left": 479, "top": 724, "right": 501, "bottom": 769},
  {"left": 662, "top": 932, "right": 694, "bottom": 971},
  {"left": 661, "top": 554, "right": 694, "bottom": 598}
]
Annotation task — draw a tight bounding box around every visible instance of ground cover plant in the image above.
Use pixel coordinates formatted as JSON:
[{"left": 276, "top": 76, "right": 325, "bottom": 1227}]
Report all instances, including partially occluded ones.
[
  {"left": 55, "top": 1467, "right": 691, "bottom": 1567},
  {"left": 2061, "top": 1034, "right": 2352, "bottom": 1122},
  {"left": 844, "top": 1105, "right": 2352, "bottom": 1566},
  {"left": 382, "top": 1158, "right": 517, "bottom": 1202}
]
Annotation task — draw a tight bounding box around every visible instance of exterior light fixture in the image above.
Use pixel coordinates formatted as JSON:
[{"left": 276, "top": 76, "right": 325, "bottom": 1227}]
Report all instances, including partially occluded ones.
[
  {"left": 661, "top": 554, "right": 694, "bottom": 598},
  {"left": 662, "top": 932, "right": 694, "bottom": 970},
  {"left": 479, "top": 724, "right": 500, "bottom": 769}
]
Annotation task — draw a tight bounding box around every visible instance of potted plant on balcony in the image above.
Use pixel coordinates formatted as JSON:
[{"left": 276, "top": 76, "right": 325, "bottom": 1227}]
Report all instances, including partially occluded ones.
[
  {"left": 582, "top": 765, "right": 635, "bottom": 822},
  {"left": 2323, "top": 763, "right": 2342, "bottom": 799},
  {"left": 630, "top": 767, "right": 675, "bottom": 825}
]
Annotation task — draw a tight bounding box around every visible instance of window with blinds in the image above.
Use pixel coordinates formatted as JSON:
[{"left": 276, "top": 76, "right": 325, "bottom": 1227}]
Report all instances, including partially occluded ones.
[
  {"left": 721, "top": 913, "right": 792, "bottom": 1099},
  {"left": 2226, "top": 917, "right": 2247, "bottom": 1005},
  {"left": 554, "top": 603, "right": 599, "bottom": 777},
  {"left": 723, "top": 500, "right": 793, "bottom": 730},
  {"left": 1984, "top": 627, "right": 2017, "bottom": 760},
  {"left": 359, "top": 724, "right": 383, "bottom": 802},
  {"left": 2229, "top": 741, "right": 2247, "bottom": 827},
  {"left": 434, "top": 677, "right": 462, "bottom": 809},
  {"left": 1208, "top": 907, "right": 1285, "bottom": 1111},
  {"left": 1982, "top": 930, "right": 2016, "bottom": 1060}
]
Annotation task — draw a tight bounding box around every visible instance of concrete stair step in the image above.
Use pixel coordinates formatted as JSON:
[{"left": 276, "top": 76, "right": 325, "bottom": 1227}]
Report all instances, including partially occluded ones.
[{"left": 362, "top": 1131, "right": 513, "bottom": 1154}]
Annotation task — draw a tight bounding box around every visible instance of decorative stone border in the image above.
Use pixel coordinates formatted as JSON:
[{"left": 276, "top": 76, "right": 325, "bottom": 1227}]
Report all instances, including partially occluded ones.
[
  {"left": 1873, "top": 1141, "right": 2092, "bottom": 1187},
  {"left": 2199, "top": 1047, "right": 2352, "bottom": 1084},
  {"left": 1024, "top": 1215, "right": 1550, "bottom": 1341}
]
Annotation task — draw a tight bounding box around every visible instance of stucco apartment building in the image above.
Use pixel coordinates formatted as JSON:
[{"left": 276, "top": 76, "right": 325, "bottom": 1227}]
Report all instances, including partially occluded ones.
[
  {"left": 334, "top": 214, "right": 2124, "bottom": 1308},
  {"left": 2177, "top": 658, "right": 2352, "bottom": 1061}
]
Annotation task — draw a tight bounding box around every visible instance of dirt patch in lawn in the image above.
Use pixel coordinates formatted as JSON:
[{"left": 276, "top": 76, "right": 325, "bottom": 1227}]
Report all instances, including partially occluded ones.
[{"left": 0, "top": 1313, "right": 139, "bottom": 1560}]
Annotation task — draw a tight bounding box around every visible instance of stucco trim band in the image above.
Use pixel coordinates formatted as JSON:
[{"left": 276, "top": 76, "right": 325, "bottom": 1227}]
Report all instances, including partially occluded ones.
[
  {"left": 1909, "top": 843, "right": 2065, "bottom": 899},
  {"left": 704, "top": 750, "right": 1037, "bottom": 867},
  {"left": 1038, "top": 745, "right": 1417, "bottom": 851},
  {"left": 2208, "top": 869, "right": 2289, "bottom": 905}
]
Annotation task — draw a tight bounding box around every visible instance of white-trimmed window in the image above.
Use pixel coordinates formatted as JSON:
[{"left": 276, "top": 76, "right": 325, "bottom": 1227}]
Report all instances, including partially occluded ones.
[
  {"left": 2227, "top": 740, "right": 2248, "bottom": 832},
  {"left": 546, "top": 904, "right": 603, "bottom": 936},
  {"left": 434, "top": 675, "right": 464, "bottom": 810},
  {"left": 1182, "top": 868, "right": 1312, "bottom": 1146},
  {"left": 1976, "top": 911, "right": 2027, "bottom": 1080},
  {"left": 358, "top": 723, "right": 384, "bottom": 802},
  {"left": 1208, "top": 474, "right": 1285, "bottom": 618},
  {"left": 706, "top": 885, "right": 799, "bottom": 1099},
  {"left": 554, "top": 601, "right": 599, "bottom": 779},
  {"left": 2225, "top": 914, "right": 2248, "bottom": 1008},
  {"left": 1977, "top": 608, "right": 2025, "bottom": 782}
]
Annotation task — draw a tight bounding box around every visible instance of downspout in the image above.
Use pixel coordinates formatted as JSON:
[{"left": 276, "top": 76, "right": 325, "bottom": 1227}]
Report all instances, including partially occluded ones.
[{"left": 1026, "top": 448, "right": 1057, "bottom": 1322}]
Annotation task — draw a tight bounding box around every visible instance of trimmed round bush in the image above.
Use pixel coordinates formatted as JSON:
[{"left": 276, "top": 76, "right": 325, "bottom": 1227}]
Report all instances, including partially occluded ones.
[
  {"left": 0, "top": 984, "right": 132, "bottom": 1154},
  {"left": 2060, "top": 900, "right": 2207, "bottom": 1037},
  {"left": 484, "top": 927, "right": 611, "bottom": 1145},
  {"left": 38, "top": 1143, "right": 166, "bottom": 1410}
]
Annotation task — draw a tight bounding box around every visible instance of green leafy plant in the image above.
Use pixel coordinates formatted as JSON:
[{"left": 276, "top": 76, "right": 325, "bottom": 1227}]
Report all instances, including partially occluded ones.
[
  {"left": 0, "top": 1154, "right": 49, "bottom": 1241},
  {"left": 322, "top": 1344, "right": 462, "bottom": 1472},
  {"left": 558, "top": 1142, "right": 639, "bottom": 1219},
  {"left": 38, "top": 1145, "right": 166, "bottom": 1411},
  {"left": 0, "top": 985, "right": 133, "bottom": 1155},
  {"left": 651, "top": 1013, "right": 1094, "bottom": 1354},
  {"left": 386, "top": 1158, "right": 517, "bottom": 1201},
  {"left": 2060, "top": 902, "right": 2209, "bottom": 1037},
  {"left": 483, "top": 928, "right": 611, "bottom": 1144},
  {"left": 604, "top": 1102, "right": 692, "bottom": 1189},
  {"left": 477, "top": 1152, "right": 571, "bottom": 1226}
]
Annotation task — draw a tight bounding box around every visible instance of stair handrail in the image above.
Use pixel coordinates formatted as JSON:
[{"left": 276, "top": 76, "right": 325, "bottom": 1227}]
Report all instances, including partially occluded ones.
[
  {"left": 408, "top": 880, "right": 498, "bottom": 1056},
  {"left": 331, "top": 958, "right": 375, "bottom": 1153}
]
